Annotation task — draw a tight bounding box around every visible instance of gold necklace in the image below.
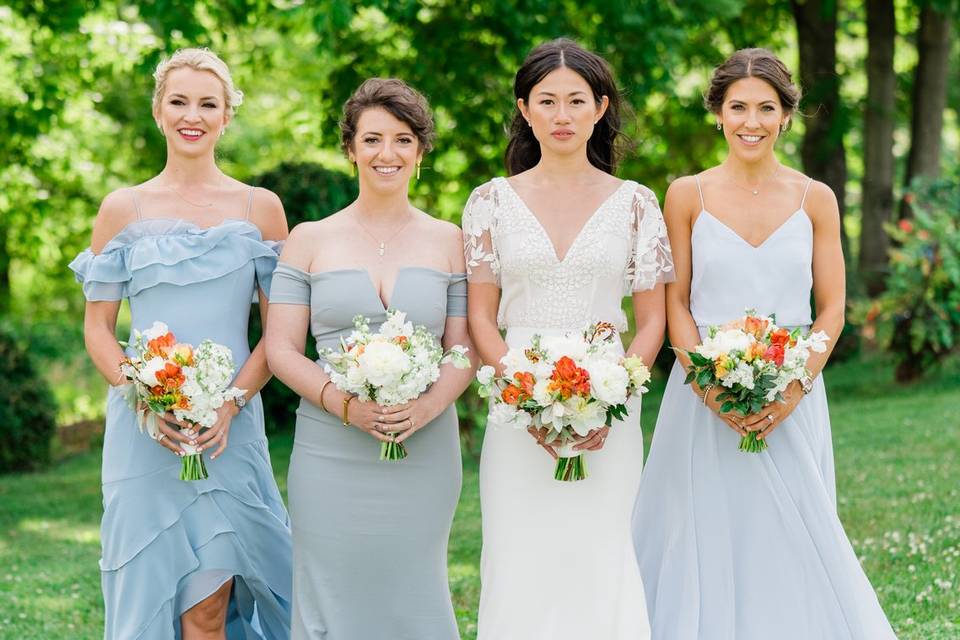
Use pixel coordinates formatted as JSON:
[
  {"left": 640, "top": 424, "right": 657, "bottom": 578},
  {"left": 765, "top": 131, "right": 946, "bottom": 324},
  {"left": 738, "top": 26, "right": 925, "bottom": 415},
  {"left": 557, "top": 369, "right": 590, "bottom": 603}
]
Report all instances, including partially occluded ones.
[
  {"left": 354, "top": 210, "right": 414, "bottom": 258},
  {"left": 165, "top": 176, "right": 223, "bottom": 208},
  {"left": 729, "top": 165, "right": 780, "bottom": 196}
]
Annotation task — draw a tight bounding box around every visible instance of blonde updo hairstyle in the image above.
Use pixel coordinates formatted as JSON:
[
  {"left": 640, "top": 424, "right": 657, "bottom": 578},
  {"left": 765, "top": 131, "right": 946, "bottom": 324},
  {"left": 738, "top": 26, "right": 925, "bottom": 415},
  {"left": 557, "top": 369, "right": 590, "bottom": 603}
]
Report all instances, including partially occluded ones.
[{"left": 152, "top": 48, "right": 244, "bottom": 118}]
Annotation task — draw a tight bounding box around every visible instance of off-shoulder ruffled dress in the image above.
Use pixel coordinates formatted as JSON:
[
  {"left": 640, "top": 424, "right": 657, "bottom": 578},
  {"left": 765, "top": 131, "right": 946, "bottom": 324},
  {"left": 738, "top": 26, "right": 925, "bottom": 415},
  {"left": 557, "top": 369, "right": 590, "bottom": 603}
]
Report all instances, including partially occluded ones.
[{"left": 70, "top": 213, "right": 292, "bottom": 639}]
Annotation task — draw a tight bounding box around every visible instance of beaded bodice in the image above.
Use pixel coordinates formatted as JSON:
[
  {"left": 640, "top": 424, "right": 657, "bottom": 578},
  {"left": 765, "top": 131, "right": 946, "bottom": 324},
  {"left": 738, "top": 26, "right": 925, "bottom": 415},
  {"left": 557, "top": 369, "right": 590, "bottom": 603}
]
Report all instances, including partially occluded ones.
[{"left": 462, "top": 177, "right": 674, "bottom": 331}]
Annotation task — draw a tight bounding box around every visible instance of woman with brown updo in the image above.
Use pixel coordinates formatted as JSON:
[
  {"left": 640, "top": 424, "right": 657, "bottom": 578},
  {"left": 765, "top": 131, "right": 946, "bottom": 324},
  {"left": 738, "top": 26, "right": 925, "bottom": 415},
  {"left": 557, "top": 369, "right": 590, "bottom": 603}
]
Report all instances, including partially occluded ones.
[
  {"left": 265, "top": 78, "right": 475, "bottom": 639},
  {"left": 632, "top": 48, "right": 896, "bottom": 640}
]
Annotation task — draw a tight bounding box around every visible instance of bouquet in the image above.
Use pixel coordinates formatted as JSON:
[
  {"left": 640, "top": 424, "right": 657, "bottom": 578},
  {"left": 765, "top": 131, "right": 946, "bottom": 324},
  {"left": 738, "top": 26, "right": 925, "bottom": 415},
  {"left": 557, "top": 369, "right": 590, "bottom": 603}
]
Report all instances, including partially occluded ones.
[
  {"left": 320, "top": 310, "right": 471, "bottom": 460},
  {"left": 679, "top": 310, "right": 829, "bottom": 452},
  {"left": 120, "top": 321, "right": 245, "bottom": 480},
  {"left": 476, "top": 322, "right": 651, "bottom": 482}
]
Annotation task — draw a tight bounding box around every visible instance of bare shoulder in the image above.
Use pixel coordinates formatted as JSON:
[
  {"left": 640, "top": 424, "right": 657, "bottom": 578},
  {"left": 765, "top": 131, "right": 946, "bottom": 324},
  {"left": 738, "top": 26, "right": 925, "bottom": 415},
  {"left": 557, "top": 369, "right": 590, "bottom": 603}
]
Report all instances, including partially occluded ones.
[
  {"left": 247, "top": 186, "right": 288, "bottom": 241},
  {"left": 663, "top": 175, "right": 701, "bottom": 221},
  {"left": 90, "top": 187, "right": 139, "bottom": 253},
  {"left": 801, "top": 179, "right": 840, "bottom": 227},
  {"left": 413, "top": 210, "right": 465, "bottom": 271}
]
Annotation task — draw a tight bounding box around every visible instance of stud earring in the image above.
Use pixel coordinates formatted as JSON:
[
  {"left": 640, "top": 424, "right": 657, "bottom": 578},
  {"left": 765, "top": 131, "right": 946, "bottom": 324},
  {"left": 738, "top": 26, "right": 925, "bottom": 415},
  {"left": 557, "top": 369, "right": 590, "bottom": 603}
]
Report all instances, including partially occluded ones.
[
  {"left": 716, "top": 122, "right": 722, "bottom": 131},
  {"left": 416, "top": 162, "right": 421, "bottom": 181}
]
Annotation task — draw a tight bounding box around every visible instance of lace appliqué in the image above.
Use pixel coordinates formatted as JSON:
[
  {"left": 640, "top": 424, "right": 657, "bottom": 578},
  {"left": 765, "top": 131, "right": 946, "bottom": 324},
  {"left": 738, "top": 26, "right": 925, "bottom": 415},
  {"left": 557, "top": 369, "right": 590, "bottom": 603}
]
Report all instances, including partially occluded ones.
[
  {"left": 627, "top": 185, "right": 675, "bottom": 292},
  {"left": 462, "top": 182, "right": 501, "bottom": 285}
]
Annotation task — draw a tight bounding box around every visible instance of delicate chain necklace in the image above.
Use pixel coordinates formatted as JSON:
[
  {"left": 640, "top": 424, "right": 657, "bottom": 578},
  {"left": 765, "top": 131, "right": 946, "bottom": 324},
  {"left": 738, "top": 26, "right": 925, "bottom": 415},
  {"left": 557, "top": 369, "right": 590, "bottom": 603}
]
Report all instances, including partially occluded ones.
[
  {"left": 729, "top": 164, "right": 780, "bottom": 196},
  {"left": 164, "top": 175, "right": 223, "bottom": 208},
  {"left": 354, "top": 210, "right": 414, "bottom": 258}
]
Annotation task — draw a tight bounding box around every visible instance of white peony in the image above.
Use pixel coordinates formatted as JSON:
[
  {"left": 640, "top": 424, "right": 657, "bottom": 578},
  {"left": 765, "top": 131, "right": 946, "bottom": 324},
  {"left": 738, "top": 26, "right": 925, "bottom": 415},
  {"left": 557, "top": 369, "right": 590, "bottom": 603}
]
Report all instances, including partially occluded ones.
[
  {"left": 500, "top": 348, "right": 533, "bottom": 377},
  {"left": 565, "top": 397, "right": 606, "bottom": 437},
  {"left": 532, "top": 378, "right": 553, "bottom": 407},
  {"left": 583, "top": 358, "right": 629, "bottom": 406},
  {"left": 540, "top": 335, "right": 589, "bottom": 363},
  {"left": 698, "top": 329, "right": 753, "bottom": 360},
  {"left": 357, "top": 341, "right": 411, "bottom": 388},
  {"left": 490, "top": 402, "right": 532, "bottom": 430},
  {"left": 141, "top": 321, "right": 170, "bottom": 341}
]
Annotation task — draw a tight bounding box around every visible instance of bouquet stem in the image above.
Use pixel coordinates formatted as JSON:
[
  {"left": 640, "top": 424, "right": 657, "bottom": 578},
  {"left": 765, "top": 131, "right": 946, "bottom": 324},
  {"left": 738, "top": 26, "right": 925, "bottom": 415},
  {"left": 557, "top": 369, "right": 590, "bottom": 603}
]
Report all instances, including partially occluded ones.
[
  {"left": 179, "top": 427, "right": 208, "bottom": 480},
  {"left": 738, "top": 431, "right": 768, "bottom": 453},
  {"left": 554, "top": 453, "right": 588, "bottom": 482},
  {"left": 380, "top": 436, "right": 408, "bottom": 461}
]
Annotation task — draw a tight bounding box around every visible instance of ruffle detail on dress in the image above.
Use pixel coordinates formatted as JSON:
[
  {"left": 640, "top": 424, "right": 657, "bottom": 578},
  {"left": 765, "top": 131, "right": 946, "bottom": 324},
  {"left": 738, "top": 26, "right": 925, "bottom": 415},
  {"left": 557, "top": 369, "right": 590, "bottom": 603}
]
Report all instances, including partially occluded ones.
[
  {"left": 100, "top": 439, "right": 292, "bottom": 639},
  {"left": 69, "top": 219, "right": 283, "bottom": 301}
]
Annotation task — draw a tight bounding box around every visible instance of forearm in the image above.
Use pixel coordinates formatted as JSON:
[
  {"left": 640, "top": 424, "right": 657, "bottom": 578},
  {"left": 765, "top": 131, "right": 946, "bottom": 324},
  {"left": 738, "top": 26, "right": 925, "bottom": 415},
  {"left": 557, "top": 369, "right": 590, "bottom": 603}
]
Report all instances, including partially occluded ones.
[
  {"left": 266, "top": 344, "right": 329, "bottom": 409},
  {"left": 805, "top": 302, "right": 845, "bottom": 379},
  {"left": 84, "top": 325, "right": 129, "bottom": 386},
  {"left": 470, "top": 319, "right": 508, "bottom": 374},
  {"left": 231, "top": 342, "right": 273, "bottom": 401},
  {"left": 626, "top": 318, "right": 665, "bottom": 366}
]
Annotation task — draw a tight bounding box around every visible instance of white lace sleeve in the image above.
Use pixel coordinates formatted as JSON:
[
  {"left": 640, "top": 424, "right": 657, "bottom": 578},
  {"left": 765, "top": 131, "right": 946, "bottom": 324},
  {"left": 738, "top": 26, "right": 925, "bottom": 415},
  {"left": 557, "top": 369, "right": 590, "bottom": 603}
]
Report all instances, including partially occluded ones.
[
  {"left": 627, "top": 184, "right": 675, "bottom": 292},
  {"left": 461, "top": 182, "right": 500, "bottom": 286}
]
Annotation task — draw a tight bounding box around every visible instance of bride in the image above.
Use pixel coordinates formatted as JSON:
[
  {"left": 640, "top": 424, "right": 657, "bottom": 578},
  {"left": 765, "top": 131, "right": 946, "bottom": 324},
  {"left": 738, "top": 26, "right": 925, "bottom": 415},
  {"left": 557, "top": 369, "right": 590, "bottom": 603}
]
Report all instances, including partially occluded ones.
[{"left": 462, "top": 38, "right": 673, "bottom": 640}]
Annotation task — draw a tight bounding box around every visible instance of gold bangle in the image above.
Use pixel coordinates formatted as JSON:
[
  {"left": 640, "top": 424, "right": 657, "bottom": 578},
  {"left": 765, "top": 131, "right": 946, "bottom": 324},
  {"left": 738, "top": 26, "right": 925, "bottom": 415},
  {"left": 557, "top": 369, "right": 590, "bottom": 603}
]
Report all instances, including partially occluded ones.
[
  {"left": 701, "top": 384, "right": 715, "bottom": 405},
  {"left": 318, "top": 379, "right": 333, "bottom": 413},
  {"left": 342, "top": 395, "right": 355, "bottom": 427}
]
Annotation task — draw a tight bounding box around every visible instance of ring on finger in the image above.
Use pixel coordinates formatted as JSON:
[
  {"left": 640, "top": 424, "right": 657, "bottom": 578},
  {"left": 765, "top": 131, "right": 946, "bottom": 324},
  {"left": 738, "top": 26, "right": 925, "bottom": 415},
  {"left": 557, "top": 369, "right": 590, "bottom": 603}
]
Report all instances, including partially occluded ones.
[
  {"left": 157, "top": 433, "right": 167, "bottom": 443},
  {"left": 766, "top": 414, "right": 774, "bottom": 423},
  {"left": 406, "top": 417, "right": 414, "bottom": 429}
]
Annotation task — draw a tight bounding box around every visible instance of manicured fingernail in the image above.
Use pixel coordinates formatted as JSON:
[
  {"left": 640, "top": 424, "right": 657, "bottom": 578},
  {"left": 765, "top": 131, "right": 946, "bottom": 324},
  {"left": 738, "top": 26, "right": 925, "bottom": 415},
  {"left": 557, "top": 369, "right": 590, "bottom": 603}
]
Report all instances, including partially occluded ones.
[
  {"left": 189, "top": 440, "right": 196, "bottom": 446},
  {"left": 210, "top": 455, "right": 217, "bottom": 460}
]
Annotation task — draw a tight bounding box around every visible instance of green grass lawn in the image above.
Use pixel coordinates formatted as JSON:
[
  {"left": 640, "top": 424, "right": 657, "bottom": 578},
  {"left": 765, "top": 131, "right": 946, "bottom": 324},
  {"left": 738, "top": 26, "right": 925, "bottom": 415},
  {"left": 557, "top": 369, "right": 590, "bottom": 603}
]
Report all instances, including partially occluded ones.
[{"left": 0, "top": 355, "right": 957, "bottom": 638}]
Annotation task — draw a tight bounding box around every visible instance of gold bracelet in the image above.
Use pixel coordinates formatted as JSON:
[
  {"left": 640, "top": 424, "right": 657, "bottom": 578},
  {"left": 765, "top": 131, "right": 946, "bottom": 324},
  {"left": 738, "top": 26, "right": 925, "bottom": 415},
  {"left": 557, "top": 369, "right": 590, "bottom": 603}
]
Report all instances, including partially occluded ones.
[
  {"left": 342, "top": 395, "right": 355, "bottom": 427},
  {"left": 701, "top": 384, "right": 715, "bottom": 405},
  {"left": 318, "top": 379, "right": 333, "bottom": 413}
]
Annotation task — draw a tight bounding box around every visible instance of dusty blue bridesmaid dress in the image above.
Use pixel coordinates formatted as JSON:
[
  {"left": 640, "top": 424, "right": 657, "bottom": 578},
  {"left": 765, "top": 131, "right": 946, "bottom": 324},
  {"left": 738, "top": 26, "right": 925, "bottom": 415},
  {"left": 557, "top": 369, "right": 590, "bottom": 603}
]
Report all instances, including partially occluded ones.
[
  {"left": 70, "top": 190, "right": 292, "bottom": 639},
  {"left": 632, "top": 177, "right": 896, "bottom": 639}
]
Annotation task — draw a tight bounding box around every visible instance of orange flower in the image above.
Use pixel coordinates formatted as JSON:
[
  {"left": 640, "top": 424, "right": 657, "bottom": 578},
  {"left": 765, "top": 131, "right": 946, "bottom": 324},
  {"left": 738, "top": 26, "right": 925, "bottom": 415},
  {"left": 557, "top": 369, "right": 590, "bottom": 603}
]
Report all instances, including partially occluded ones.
[
  {"left": 745, "top": 342, "right": 767, "bottom": 362},
  {"left": 743, "top": 315, "right": 769, "bottom": 339},
  {"left": 147, "top": 332, "right": 176, "bottom": 357},
  {"left": 763, "top": 344, "right": 785, "bottom": 366},
  {"left": 156, "top": 362, "right": 185, "bottom": 392},
  {"left": 514, "top": 372, "right": 535, "bottom": 398},
  {"left": 393, "top": 336, "right": 409, "bottom": 347},
  {"left": 769, "top": 329, "right": 791, "bottom": 347},
  {"left": 170, "top": 343, "right": 194, "bottom": 366},
  {"left": 501, "top": 385, "right": 523, "bottom": 405},
  {"left": 548, "top": 356, "right": 591, "bottom": 399}
]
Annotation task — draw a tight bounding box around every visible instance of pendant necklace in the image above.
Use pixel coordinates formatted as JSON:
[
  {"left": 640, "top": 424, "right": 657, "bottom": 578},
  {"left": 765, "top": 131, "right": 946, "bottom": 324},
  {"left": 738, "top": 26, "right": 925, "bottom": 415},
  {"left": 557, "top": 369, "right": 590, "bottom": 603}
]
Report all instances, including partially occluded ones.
[
  {"left": 730, "top": 164, "right": 780, "bottom": 196},
  {"left": 355, "top": 210, "right": 414, "bottom": 258}
]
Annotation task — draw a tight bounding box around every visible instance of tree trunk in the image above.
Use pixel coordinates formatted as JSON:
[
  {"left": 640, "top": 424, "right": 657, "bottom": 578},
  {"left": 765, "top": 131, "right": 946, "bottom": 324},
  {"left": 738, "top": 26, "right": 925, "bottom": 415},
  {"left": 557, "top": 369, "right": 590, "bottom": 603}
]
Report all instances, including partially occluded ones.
[
  {"left": 0, "top": 221, "right": 10, "bottom": 317},
  {"left": 901, "top": 2, "right": 953, "bottom": 217},
  {"left": 859, "top": 0, "right": 897, "bottom": 295},
  {"left": 791, "top": 0, "right": 850, "bottom": 255}
]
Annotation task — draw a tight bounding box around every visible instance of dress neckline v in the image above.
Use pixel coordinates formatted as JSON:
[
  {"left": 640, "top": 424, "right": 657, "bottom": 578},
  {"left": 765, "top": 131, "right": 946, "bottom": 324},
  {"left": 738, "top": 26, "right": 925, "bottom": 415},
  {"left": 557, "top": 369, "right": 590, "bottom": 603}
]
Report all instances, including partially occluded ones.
[
  {"left": 695, "top": 208, "right": 809, "bottom": 250},
  {"left": 495, "top": 177, "right": 635, "bottom": 264}
]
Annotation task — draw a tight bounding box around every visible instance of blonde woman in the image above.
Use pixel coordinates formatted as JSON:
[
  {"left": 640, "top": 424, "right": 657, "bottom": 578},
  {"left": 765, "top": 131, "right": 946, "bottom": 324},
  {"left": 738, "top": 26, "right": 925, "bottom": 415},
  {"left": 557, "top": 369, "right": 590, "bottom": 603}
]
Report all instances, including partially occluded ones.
[{"left": 71, "top": 48, "right": 292, "bottom": 639}]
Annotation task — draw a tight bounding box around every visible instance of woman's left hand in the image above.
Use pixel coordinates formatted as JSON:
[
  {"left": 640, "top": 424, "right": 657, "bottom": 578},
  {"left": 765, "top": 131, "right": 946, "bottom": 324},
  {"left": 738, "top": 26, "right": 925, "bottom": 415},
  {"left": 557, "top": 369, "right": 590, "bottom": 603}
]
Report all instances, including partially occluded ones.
[
  {"left": 374, "top": 397, "right": 443, "bottom": 444},
  {"left": 573, "top": 425, "right": 611, "bottom": 451},
  {"left": 740, "top": 381, "right": 803, "bottom": 441},
  {"left": 186, "top": 402, "right": 240, "bottom": 460}
]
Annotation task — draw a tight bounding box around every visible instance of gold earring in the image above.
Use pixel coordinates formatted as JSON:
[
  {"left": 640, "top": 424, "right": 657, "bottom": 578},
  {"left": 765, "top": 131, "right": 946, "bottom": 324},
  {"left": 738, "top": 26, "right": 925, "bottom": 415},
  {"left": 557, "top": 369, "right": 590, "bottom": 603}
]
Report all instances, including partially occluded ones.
[
  {"left": 780, "top": 121, "right": 788, "bottom": 133},
  {"left": 416, "top": 162, "right": 421, "bottom": 180},
  {"left": 350, "top": 162, "right": 355, "bottom": 178}
]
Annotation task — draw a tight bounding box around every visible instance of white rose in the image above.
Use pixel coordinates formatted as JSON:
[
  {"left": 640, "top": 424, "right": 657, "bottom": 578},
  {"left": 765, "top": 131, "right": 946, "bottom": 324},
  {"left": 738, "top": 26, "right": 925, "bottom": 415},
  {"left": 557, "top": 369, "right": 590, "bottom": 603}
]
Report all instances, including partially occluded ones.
[
  {"left": 584, "top": 359, "right": 629, "bottom": 406},
  {"left": 532, "top": 378, "right": 552, "bottom": 407},
  {"left": 476, "top": 365, "right": 496, "bottom": 386},
  {"left": 357, "top": 341, "right": 411, "bottom": 388},
  {"left": 137, "top": 357, "right": 166, "bottom": 387},
  {"left": 698, "top": 329, "right": 752, "bottom": 359}
]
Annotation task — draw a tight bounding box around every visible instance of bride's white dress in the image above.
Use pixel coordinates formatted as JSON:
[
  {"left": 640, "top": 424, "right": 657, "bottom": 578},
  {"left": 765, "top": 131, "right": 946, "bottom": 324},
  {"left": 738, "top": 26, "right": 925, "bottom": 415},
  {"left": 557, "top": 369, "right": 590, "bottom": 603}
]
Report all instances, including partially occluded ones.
[{"left": 462, "top": 177, "right": 674, "bottom": 640}]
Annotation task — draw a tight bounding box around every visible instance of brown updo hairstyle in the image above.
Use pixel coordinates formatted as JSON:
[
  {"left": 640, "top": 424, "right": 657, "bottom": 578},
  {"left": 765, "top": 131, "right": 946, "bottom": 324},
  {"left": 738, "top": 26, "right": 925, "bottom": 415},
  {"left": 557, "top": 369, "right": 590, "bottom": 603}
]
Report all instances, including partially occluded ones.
[
  {"left": 704, "top": 48, "right": 801, "bottom": 130},
  {"left": 339, "top": 78, "right": 435, "bottom": 155},
  {"left": 505, "top": 38, "right": 631, "bottom": 176}
]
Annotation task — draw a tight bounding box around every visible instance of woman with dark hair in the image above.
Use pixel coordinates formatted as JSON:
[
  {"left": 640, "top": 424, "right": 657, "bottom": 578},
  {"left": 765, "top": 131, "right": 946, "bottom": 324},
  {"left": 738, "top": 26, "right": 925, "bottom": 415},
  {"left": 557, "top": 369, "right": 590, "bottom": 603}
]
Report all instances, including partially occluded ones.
[
  {"left": 266, "top": 78, "right": 475, "bottom": 639},
  {"left": 632, "top": 48, "right": 896, "bottom": 639},
  {"left": 462, "top": 38, "right": 673, "bottom": 639}
]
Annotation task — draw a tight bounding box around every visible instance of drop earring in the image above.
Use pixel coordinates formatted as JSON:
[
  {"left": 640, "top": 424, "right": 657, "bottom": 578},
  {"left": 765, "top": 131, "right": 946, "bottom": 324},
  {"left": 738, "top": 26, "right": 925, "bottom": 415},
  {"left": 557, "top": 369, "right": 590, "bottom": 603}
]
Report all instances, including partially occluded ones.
[
  {"left": 350, "top": 162, "right": 355, "bottom": 178},
  {"left": 416, "top": 162, "right": 421, "bottom": 180},
  {"left": 780, "top": 121, "right": 788, "bottom": 133},
  {"left": 716, "top": 122, "right": 722, "bottom": 131}
]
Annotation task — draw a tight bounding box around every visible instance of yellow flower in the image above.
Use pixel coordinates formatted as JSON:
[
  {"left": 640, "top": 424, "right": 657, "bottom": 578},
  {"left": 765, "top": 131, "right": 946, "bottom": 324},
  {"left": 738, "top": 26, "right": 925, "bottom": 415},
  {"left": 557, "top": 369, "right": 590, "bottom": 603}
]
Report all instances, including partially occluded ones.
[{"left": 714, "top": 354, "right": 731, "bottom": 379}]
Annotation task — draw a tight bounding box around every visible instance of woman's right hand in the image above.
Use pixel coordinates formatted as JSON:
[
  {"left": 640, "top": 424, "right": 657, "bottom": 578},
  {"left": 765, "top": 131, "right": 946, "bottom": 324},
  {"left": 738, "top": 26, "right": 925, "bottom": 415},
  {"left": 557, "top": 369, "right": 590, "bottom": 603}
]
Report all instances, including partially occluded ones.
[
  {"left": 527, "top": 426, "right": 559, "bottom": 460},
  {"left": 344, "top": 397, "right": 401, "bottom": 444},
  {"left": 697, "top": 386, "right": 747, "bottom": 437}
]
